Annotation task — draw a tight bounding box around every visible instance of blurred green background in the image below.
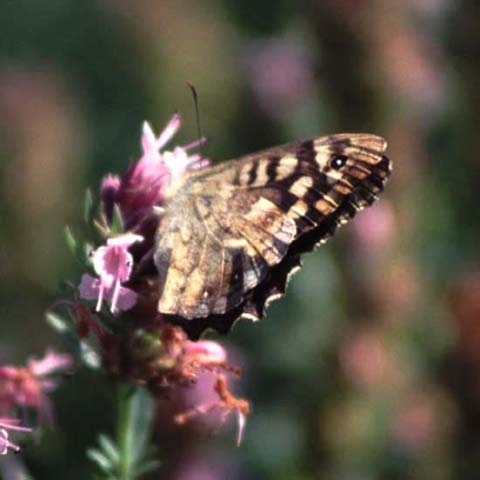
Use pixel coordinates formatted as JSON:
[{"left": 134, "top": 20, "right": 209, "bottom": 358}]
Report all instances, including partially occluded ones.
[{"left": 1, "top": 1, "right": 480, "bottom": 479}]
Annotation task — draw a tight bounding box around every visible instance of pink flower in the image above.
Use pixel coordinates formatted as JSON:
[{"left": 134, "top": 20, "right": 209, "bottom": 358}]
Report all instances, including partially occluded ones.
[
  {"left": 244, "top": 39, "right": 314, "bottom": 119},
  {"left": 339, "top": 328, "right": 402, "bottom": 389},
  {"left": 79, "top": 233, "right": 143, "bottom": 313},
  {"left": 0, "top": 418, "right": 31, "bottom": 455},
  {"left": 350, "top": 201, "right": 396, "bottom": 253},
  {"left": 111, "top": 115, "right": 208, "bottom": 228},
  {"left": 391, "top": 393, "right": 436, "bottom": 452},
  {"left": 27, "top": 350, "right": 73, "bottom": 383},
  {"left": 0, "top": 350, "right": 72, "bottom": 426}
]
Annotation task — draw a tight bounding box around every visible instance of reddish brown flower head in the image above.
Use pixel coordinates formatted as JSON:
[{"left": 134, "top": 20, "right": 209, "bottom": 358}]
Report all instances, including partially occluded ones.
[{"left": 175, "top": 373, "right": 250, "bottom": 446}]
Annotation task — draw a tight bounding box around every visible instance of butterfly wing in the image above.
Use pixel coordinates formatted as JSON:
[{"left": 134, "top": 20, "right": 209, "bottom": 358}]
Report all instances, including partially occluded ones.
[{"left": 154, "top": 134, "right": 391, "bottom": 336}]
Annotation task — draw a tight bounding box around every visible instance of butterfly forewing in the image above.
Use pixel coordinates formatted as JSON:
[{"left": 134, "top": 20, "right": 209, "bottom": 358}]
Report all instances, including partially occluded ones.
[{"left": 154, "top": 134, "right": 391, "bottom": 337}]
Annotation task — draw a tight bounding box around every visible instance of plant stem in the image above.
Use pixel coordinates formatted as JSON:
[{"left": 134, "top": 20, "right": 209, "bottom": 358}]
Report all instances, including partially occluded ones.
[
  {"left": 115, "top": 383, "right": 156, "bottom": 480},
  {"left": 117, "top": 384, "right": 134, "bottom": 480}
]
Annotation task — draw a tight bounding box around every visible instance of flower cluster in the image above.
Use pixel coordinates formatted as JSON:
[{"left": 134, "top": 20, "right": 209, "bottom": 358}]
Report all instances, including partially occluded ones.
[
  {"left": 0, "top": 350, "right": 72, "bottom": 455},
  {"left": 57, "top": 114, "right": 249, "bottom": 445}
]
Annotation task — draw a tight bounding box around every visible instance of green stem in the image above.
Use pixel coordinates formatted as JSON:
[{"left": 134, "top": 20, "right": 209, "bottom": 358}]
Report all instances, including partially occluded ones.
[
  {"left": 114, "top": 383, "right": 157, "bottom": 480},
  {"left": 117, "top": 384, "right": 135, "bottom": 480}
]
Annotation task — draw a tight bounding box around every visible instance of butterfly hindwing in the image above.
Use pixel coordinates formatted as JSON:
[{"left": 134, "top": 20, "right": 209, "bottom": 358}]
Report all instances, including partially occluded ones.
[
  {"left": 154, "top": 183, "right": 296, "bottom": 319},
  {"left": 154, "top": 134, "right": 391, "bottom": 337}
]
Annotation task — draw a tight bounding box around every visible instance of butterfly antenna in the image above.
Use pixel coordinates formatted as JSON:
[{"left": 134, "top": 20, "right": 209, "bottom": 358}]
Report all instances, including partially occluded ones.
[{"left": 187, "top": 82, "right": 205, "bottom": 157}]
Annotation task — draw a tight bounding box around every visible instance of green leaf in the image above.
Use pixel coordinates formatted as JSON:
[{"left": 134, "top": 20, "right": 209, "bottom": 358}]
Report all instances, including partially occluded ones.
[
  {"left": 98, "top": 434, "right": 120, "bottom": 464},
  {"left": 110, "top": 205, "right": 125, "bottom": 235},
  {"left": 83, "top": 242, "right": 94, "bottom": 265},
  {"left": 87, "top": 448, "right": 113, "bottom": 474},
  {"left": 80, "top": 340, "right": 101, "bottom": 369},
  {"left": 117, "top": 386, "right": 156, "bottom": 479},
  {"left": 89, "top": 386, "right": 158, "bottom": 480},
  {"left": 45, "top": 311, "right": 70, "bottom": 333},
  {"left": 64, "top": 226, "right": 78, "bottom": 256},
  {"left": 84, "top": 188, "right": 94, "bottom": 225},
  {"left": 133, "top": 459, "right": 162, "bottom": 477},
  {"left": 126, "top": 387, "right": 155, "bottom": 462}
]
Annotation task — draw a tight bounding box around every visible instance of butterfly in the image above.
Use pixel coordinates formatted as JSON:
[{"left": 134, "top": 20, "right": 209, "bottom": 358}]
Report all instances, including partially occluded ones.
[{"left": 152, "top": 134, "right": 391, "bottom": 339}]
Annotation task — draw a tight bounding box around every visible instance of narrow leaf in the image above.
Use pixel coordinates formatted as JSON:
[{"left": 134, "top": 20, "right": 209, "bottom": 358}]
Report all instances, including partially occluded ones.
[
  {"left": 80, "top": 341, "right": 101, "bottom": 369},
  {"left": 64, "top": 226, "right": 78, "bottom": 255},
  {"left": 98, "top": 434, "right": 120, "bottom": 464},
  {"left": 110, "top": 205, "right": 125, "bottom": 235},
  {"left": 87, "top": 448, "right": 113, "bottom": 474},
  {"left": 45, "top": 312, "right": 69, "bottom": 333},
  {"left": 84, "top": 188, "right": 94, "bottom": 225},
  {"left": 133, "top": 459, "right": 162, "bottom": 477}
]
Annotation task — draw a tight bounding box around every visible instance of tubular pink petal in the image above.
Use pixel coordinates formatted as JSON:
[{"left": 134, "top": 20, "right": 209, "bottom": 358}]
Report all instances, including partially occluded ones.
[
  {"left": 110, "top": 279, "right": 121, "bottom": 313},
  {"left": 106, "top": 233, "right": 143, "bottom": 248},
  {"left": 141, "top": 121, "right": 157, "bottom": 154},
  {"left": 96, "top": 284, "right": 105, "bottom": 312},
  {"left": 155, "top": 113, "right": 181, "bottom": 150},
  {"left": 28, "top": 351, "right": 72, "bottom": 377},
  {"left": 237, "top": 412, "right": 246, "bottom": 447},
  {"left": 0, "top": 429, "right": 19, "bottom": 455},
  {"left": 182, "top": 136, "right": 207, "bottom": 151}
]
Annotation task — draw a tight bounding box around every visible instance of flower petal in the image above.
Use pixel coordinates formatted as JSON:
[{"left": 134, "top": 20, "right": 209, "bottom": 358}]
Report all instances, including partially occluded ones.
[
  {"left": 106, "top": 233, "right": 143, "bottom": 247},
  {"left": 78, "top": 274, "right": 101, "bottom": 301},
  {"left": 155, "top": 113, "right": 181, "bottom": 150},
  {"left": 237, "top": 411, "right": 247, "bottom": 447},
  {"left": 141, "top": 121, "right": 158, "bottom": 155}
]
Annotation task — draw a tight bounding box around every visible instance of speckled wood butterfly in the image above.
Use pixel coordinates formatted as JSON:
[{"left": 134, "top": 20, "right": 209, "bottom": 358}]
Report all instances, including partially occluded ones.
[{"left": 153, "top": 134, "right": 391, "bottom": 338}]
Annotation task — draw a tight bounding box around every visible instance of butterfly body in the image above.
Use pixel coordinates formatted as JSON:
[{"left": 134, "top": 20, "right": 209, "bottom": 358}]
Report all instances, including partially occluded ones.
[{"left": 153, "top": 134, "right": 391, "bottom": 338}]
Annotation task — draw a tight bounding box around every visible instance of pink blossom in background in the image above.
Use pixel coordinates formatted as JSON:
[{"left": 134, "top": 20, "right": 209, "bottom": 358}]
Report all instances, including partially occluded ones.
[
  {"left": 244, "top": 39, "right": 314, "bottom": 118},
  {"left": 373, "top": 260, "right": 419, "bottom": 318},
  {"left": 450, "top": 273, "right": 480, "bottom": 365},
  {"left": 79, "top": 233, "right": 143, "bottom": 313},
  {"left": 391, "top": 393, "right": 436, "bottom": 452},
  {"left": 0, "top": 418, "right": 31, "bottom": 455},
  {"left": 174, "top": 451, "right": 231, "bottom": 480},
  {"left": 111, "top": 115, "right": 208, "bottom": 228},
  {"left": 0, "top": 350, "right": 72, "bottom": 426},
  {"left": 377, "top": 23, "right": 447, "bottom": 114},
  {"left": 350, "top": 201, "right": 396, "bottom": 253},
  {"left": 27, "top": 349, "right": 72, "bottom": 380},
  {"left": 339, "top": 329, "right": 403, "bottom": 389}
]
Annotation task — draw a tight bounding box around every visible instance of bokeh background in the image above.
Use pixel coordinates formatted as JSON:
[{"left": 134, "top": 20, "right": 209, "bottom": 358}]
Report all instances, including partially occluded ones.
[{"left": 1, "top": 1, "right": 480, "bottom": 479}]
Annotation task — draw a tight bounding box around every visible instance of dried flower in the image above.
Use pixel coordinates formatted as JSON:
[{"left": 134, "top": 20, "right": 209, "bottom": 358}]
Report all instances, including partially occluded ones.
[
  {"left": 132, "top": 325, "right": 234, "bottom": 387},
  {"left": 175, "top": 374, "right": 250, "bottom": 446},
  {"left": 79, "top": 233, "right": 143, "bottom": 313}
]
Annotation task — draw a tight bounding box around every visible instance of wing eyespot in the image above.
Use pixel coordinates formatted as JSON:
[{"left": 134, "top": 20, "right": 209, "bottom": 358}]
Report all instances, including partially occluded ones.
[{"left": 330, "top": 154, "right": 348, "bottom": 170}]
